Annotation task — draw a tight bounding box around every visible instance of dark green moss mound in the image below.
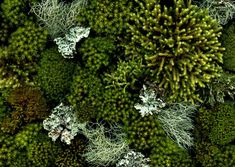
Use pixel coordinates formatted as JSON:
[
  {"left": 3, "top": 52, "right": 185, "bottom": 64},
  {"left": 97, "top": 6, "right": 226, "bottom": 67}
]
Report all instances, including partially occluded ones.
[
  {"left": 55, "top": 136, "right": 87, "bottom": 167},
  {"left": 68, "top": 66, "right": 104, "bottom": 122},
  {"left": 36, "top": 47, "right": 76, "bottom": 105},
  {"left": 1, "top": 86, "right": 48, "bottom": 134},
  {"left": 195, "top": 105, "right": 235, "bottom": 166},
  {"left": 79, "top": 37, "right": 116, "bottom": 73},
  {"left": 221, "top": 23, "right": 235, "bottom": 72},
  {"left": 208, "top": 103, "right": 235, "bottom": 145}
]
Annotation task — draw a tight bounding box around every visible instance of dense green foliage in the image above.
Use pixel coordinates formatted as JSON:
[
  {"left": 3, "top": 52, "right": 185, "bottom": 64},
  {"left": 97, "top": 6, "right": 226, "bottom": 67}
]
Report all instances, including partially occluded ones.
[
  {"left": 195, "top": 104, "right": 235, "bottom": 166},
  {"left": 78, "top": 0, "right": 133, "bottom": 36},
  {"left": 221, "top": 22, "right": 235, "bottom": 72},
  {"left": 0, "top": 0, "right": 235, "bottom": 166},
  {"left": 0, "top": 21, "right": 48, "bottom": 89},
  {"left": 36, "top": 47, "right": 76, "bottom": 105},
  {"left": 126, "top": 0, "right": 225, "bottom": 103},
  {"left": 1, "top": 86, "right": 48, "bottom": 134},
  {"left": 79, "top": 37, "right": 116, "bottom": 73}
]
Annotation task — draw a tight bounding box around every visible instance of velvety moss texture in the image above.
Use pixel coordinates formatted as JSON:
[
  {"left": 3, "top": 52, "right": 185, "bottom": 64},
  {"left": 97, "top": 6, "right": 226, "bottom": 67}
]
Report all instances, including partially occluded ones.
[{"left": 36, "top": 47, "right": 76, "bottom": 106}]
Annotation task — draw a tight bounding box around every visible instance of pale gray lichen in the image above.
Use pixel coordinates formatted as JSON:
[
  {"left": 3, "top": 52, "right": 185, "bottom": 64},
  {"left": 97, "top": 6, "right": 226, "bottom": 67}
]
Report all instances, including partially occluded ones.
[
  {"left": 54, "top": 26, "right": 90, "bottom": 58},
  {"left": 43, "top": 103, "right": 79, "bottom": 145},
  {"left": 116, "top": 150, "right": 150, "bottom": 167},
  {"left": 134, "top": 85, "right": 166, "bottom": 117}
]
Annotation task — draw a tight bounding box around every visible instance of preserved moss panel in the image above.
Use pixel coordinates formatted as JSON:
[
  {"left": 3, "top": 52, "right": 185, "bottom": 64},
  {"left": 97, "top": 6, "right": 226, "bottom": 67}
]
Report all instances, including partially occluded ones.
[
  {"left": 221, "top": 23, "right": 235, "bottom": 72},
  {"left": 126, "top": 0, "right": 225, "bottom": 103},
  {"left": 36, "top": 47, "right": 76, "bottom": 105}
]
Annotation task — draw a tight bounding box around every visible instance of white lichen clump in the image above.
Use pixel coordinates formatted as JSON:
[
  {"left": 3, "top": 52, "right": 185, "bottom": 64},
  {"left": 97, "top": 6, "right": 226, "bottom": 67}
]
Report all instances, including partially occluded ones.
[
  {"left": 43, "top": 103, "right": 79, "bottom": 145},
  {"left": 116, "top": 150, "right": 150, "bottom": 167},
  {"left": 54, "top": 26, "right": 90, "bottom": 58},
  {"left": 134, "top": 85, "right": 166, "bottom": 117}
]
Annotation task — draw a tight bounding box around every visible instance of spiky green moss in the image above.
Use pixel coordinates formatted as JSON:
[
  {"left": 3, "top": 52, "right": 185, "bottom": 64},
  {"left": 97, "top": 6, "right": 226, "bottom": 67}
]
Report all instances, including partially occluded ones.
[
  {"left": 103, "top": 58, "right": 148, "bottom": 92},
  {"left": 126, "top": 0, "right": 224, "bottom": 103},
  {"left": 79, "top": 37, "right": 116, "bottom": 73},
  {"left": 0, "top": 17, "right": 10, "bottom": 45},
  {"left": 0, "top": 21, "right": 48, "bottom": 89},
  {"left": 96, "top": 87, "right": 139, "bottom": 126},
  {"left": 36, "top": 47, "right": 76, "bottom": 105},
  {"left": 28, "top": 137, "right": 60, "bottom": 167},
  {"left": 221, "top": 22, "right": 235, "bottom": 72},
  {"left": 77, "top": 0, "right": 133, "bottom": 36}
]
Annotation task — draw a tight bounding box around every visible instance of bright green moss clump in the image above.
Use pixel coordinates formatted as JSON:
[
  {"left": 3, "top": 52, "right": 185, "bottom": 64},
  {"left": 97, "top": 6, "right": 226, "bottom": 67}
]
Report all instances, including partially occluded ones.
[
  {"left": 221, "top": 23, "right": 235, "bottom": 72},
  {"left": 79, "top": 37, "right": 116, "bottom": 73},
  {"left": 77, "top": 0, "right": 133, "bottom": 36},
  {"left": 0, "top": 21, "right": 48, "bottom": 89},
  {"left": 126, "top": 0, "right": 225, "bottom": 103},
  {"left": 36, "top": 47, "right": 76, "bottom": 105}
]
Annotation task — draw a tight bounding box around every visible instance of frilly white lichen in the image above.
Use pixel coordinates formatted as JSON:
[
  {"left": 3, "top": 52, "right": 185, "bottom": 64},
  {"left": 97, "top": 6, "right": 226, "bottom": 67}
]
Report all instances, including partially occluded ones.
[
  {"left": 54, "top": 26, "right": 90, "bottom": 58},
  {"left": 43, "top": 103, "right": 80, "bottom": 145},
  {"left": 134, "top": 85, "right": 166, "bottom": 117}
]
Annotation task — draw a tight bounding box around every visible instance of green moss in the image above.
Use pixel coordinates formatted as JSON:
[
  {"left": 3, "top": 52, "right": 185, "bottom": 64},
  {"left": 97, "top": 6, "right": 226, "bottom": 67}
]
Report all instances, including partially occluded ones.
[
  {"left": 36, "top": 47, "right": 76, "bottom": 105},
  {"left": 221, "top": 23, "right": 235, "bottom": 72},
  {"left": 68, "top": 66, "right": 104, "bottom": 122},
  {"left": 28, "top": 137, "right": 60, "bottom": 167},
  {"left": 208, "top": 102, "right": 235, "bottom": 145},
  {"left": 0, "top": 86, "right": 48, "bottom": 134},
  {"left": 55, "top": 136, "right": 87, "bottom": 167},
  {"left": 0, "top": 21, "right": 48, "bottom": 89},
  {"left": 1, "top": 0, "right": 28, "bottom": 26},
  {"left": 103, "top": 58, "right": 148, "bottom": 92},
  {"left": 195, "top": 105, "right": 235, "bottom": 166},
  {"left": 77, "top": 0, "right": 133, "bottom": 36},
  {"left": 79, "top": 37, "right": 116, "bottom": 73},
  {"left": 126, "top": 0, "right": 224, "bottom": 103}
]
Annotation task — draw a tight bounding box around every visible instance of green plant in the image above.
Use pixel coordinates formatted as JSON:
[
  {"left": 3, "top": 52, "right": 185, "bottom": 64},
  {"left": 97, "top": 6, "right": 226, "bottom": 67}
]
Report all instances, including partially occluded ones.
[
  {"left": 68, "top": 66, "right": 104, "bottom": 122},
  {"left": 126, "top": 0, "right": 225, "bottom": 103},
  {"left": 203, "top": 72, "right": 235, "bottom": 105},
  {"left": 1, "top": 86, "right": 48, "bottom": 134},
  {"left": 36, "top": 47, "right": 76, "bottom": 105},
  {"left": 0, "top": 21, "right": 48, "bottom": 89},
  {"left": 1, "top": 0, "right": 28, "bottom": 26},
  {"left": 103, "top": 58, "right": 148, "bottom": 92},
  {"left": 30, "top": 0, "right": 87, "bottom": 38},
  {"left": 208, "top": 102, "right": 235, "bottom": 145},
  {"left": 77, "top": 0, "right": 133, "bottom": 36},
  {"left": 79, "top": 37, "right": 116, "bottom": 73},
  {"left": 55, "top": 136, "right": 87, "bottom": 167},
  {"left": 221, "top": 23, "right": 235, "bottom": 72}
]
